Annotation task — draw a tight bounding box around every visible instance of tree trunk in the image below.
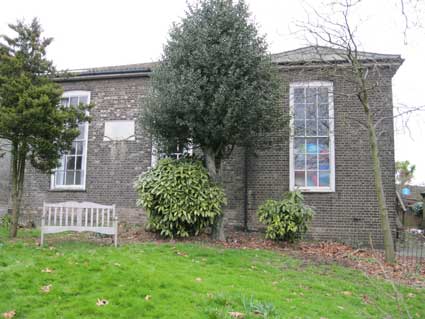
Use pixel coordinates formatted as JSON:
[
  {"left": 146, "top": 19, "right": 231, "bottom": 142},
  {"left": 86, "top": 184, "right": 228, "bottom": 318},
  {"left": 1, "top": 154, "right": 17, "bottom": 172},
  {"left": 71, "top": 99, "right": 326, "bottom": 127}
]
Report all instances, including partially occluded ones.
[
  {"left": 420, "top": 192, "right": 425, "bottom": 229},
  {"left": 204, "top": 148, "right": 226, "bottom": 241},
  {"left": 9, "top": 142, "right": 26, "bottom": 238},
  {"left": 365, "top": 105, "right": 396, "bottom": 263}
]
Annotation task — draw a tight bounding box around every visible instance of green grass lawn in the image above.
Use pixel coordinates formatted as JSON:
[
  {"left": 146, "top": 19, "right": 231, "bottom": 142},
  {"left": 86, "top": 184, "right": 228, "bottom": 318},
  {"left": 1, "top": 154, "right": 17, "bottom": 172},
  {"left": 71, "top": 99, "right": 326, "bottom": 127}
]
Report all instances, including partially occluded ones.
[{"left": 0, "top": 229, "right": 424, "bottom": 319}]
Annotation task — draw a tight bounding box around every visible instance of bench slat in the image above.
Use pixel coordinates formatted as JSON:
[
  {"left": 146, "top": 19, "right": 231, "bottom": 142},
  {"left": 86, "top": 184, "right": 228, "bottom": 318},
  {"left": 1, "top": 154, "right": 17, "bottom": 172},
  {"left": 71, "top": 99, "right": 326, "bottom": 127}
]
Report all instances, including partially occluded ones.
[
  {"left": 41, "top": 201, "right": 118, "bottom": 247},
  {"left": 48, "top": 207, "right": 51, "bottom": 226}
]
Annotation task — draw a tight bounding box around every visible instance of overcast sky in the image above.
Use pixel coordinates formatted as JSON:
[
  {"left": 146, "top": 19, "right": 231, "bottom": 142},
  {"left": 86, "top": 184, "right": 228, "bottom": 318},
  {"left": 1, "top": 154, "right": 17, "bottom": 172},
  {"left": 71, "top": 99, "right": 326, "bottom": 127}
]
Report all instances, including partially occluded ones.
[{"left": 1, "top": 0, "right": 424, "bottom": 184}]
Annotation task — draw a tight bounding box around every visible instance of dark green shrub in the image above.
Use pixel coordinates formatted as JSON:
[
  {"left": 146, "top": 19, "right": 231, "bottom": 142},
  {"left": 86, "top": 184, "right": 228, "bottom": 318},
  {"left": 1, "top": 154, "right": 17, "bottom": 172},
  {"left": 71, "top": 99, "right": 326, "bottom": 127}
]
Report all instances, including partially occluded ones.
[
  {"left": 0, "top": 214, "right": 11, "bottom": 229},
  {"left": 134, "top": 158, "right": 226, "bottom": 238},
  {"left": 257, "top": 191, "right": 313, "bottom": 242}
]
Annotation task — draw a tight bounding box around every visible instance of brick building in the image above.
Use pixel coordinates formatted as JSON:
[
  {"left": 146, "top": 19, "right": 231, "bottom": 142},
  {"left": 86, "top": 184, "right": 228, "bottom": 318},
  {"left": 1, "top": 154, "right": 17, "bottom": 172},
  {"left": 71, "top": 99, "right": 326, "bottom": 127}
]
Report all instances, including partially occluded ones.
[{"left": 1, "top": 46, "right": 403, "bottom": 246}]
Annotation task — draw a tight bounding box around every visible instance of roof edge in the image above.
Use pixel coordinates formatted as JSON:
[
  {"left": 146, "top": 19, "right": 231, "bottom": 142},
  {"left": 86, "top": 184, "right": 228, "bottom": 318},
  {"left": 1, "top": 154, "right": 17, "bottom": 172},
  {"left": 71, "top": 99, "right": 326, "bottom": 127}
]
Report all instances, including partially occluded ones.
[{"left": 56, "top": 46, "right": 403, "bottom": 80}]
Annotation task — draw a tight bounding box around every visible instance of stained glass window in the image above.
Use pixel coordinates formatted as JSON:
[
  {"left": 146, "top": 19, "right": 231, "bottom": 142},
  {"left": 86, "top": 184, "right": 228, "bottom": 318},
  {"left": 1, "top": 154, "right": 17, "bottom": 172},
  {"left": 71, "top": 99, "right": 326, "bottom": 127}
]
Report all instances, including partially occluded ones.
[{"left": 291, "top": 83, "right": 334, "bottom": 191}]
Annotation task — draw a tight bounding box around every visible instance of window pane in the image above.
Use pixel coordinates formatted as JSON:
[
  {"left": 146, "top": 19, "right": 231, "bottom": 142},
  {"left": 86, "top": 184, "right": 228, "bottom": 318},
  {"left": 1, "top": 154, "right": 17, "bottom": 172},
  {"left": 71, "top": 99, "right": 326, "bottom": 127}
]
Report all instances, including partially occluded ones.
[
  {"left": 306, "top": 154, "right": 318, "bottom": 169},
  {"left": 80, "top": 171, "right": 85, "bottom": 185},
  {"left": 318, "top": 88, "right": 328, "bottom": 103},
  {"left": 76, "top": 156, "right": 83, "bottom": 169},
  {"left": 60, "top": 98, "right": 69, "bottom": 107},
  {"left": 76, "top": 141, "right": 84, "bottom": 155},
  {"left": 79, "top": 96, "right": 88, "bottom": 105},
  {"left": 294, "top": 120, "right": 305, "bottom": 137},
  {"left": 306, "top": 120, "right": 317, "bottom": 136},
  {"left": 306, "top": 138, "right": 317, "bottom": 153},
  {"left": 294, "top": 138, "right": 305, "bottom": 154},
  {"left": 65, "top": 171, "right": 75, "bottom": 185},
  {"left": 55, "top": 171, "right": 64, "bottom": 185},
  {"left": 307, "top": 171, "right": 318, "bottom": 187},
  {"left": 319, "top": 154, "right": 330, "bottom": 170},
  {"left": 70, "top": 142, "right": 77, "bottom": 155},
  {"left": 306, "top": 104, "right": 316, "bottom": 120},
  {"left": 318, "top": 138, "right": 329, "bottom": 153},
  {"left": 306, "top": 88, "right": 316, "bottom": 103},
  {"left": 57, "top": 158, "right": 65, "bottom": 171},
  {"left": 66, "top": 156, "right": 75, "bottom": 170},
  {"left": 294, "top": 88, "right": 304, "bottom": 103},
  {"left": 77, "top": 124, "right": 86, "bottom": 140},
  {"left": 75, "top": 171, "right": 82, "bottom": 185},
  {"left": 295, "top": 171, "right": 305, "bottom": 187},
  {"left": 318, "top": 103, "right": 329, "bottom": 118},
  {"left": 294, "top": 154, "right": 305, "bottom": 170},
  {"left": 294, "top": 104, "right": 305, "bottom": 120},
  {"left": 318, "top": 120, "right": 329, "bottom": 136},
  {"left": 70, "top": 96, "right": 79, "bottom": 106},
  {"left": 319, "top": 171, "right": 330, "bottom": 186}
]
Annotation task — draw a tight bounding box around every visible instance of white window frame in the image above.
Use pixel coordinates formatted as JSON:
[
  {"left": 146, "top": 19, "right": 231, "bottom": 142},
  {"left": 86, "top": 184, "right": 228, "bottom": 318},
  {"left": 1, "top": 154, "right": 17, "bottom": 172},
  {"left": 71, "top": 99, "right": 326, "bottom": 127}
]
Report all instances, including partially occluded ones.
[
  {"left": 289, "top": 81, "right": 335, "bottom": 192},
  {"left": 50, "top": 91, "right": 90, "bottom": 191},
  {"left": 150, "top": 141, "right": 193, "bottom": 168}
]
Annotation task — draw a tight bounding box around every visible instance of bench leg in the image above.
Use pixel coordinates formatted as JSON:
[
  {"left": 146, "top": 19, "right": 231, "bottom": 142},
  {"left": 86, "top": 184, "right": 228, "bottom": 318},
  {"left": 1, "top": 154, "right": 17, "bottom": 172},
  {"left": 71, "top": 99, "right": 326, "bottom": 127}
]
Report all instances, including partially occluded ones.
[
  {"left": 114, "top": 231, "right": 118, "bottom": 248},
  {"left": 40, "top": 231, "right": 44, "bottom": 247}
]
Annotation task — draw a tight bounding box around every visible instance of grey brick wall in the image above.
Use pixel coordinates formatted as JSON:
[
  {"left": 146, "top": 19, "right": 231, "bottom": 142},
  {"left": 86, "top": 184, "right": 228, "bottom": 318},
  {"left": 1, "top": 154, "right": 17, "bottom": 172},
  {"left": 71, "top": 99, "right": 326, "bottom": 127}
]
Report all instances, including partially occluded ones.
[
  {"left": 20, "top": 64, "right": 399, "bottom": 247},
  {"left": 21, "top": 77, "right": 153, "bottom": 225},
  {"left": 243, "top": 65, "right": 398, "bottom": 247}
]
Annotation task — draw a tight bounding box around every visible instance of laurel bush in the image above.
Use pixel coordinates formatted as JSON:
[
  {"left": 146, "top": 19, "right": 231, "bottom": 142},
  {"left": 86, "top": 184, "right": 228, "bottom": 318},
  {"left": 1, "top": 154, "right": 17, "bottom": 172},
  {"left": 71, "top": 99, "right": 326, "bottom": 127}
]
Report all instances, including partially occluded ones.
[
  {"left": 135, "top": 158, "right": 226, "bottom": 238},
  {"left": 257, "top": 191, "right": 313, "bottom": 242}
]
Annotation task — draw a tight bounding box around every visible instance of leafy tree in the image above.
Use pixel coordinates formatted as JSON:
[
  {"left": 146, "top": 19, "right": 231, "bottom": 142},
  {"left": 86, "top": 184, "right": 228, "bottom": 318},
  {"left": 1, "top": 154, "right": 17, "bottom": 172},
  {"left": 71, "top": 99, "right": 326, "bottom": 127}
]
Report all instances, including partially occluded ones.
[
  {"left": 298, "top": 1, "right": 403, "bottom": 263},
  {"left": 0, "top": 19, "right": 90, "bottom": 237},
  {"left": 142, "top": 0, "right": 285, "bottom": 240},
  {"left": 395, "top": 160, "right": 416, "bottom": 189}
]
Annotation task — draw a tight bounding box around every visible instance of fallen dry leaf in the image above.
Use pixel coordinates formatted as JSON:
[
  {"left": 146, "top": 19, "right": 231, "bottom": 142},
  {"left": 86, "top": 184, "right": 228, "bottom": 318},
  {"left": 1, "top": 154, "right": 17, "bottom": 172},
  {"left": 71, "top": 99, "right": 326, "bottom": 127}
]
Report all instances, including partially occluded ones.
[
  {"left": 41, "top": 268, "right": 53, "bottom": 273},
  {"left": 342, "top": 291, "right": 353, "bottom": 296},
  {"left": 96, "top": 299, "right": 109, "bottom": 306},
  {"left": 41, "top": 284, "right": 52, "bottom": 293},
  {"left": 407, "top": 293, "right": 415, "bottom": 298},
  {"left": 228, "top": 311, "right": 244, "bottom": 318},
  {"left": 2, "top": 310, "right": 16, "bottom": 319},
  {"left": 144, "top": 295, "right": 152, "bottom": 301},
  {"left": 114, "top": 263, "right": 121, "bottom": 267},
  {"left": 176, "top": 251, "right": 188, "bottom": 257},
  {"left": 195, "top": 277, "right": 202, "bottom": 282}
]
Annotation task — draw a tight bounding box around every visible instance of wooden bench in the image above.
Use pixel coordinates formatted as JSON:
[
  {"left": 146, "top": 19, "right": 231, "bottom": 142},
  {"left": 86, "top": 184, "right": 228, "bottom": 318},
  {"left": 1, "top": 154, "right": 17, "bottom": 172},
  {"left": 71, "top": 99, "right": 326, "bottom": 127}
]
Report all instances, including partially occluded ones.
[{"left": 41, "top": 201, "right": 118, "bottom": 247}]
